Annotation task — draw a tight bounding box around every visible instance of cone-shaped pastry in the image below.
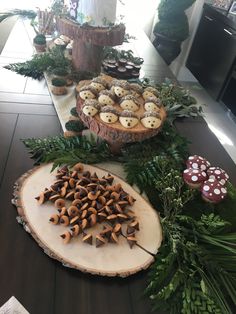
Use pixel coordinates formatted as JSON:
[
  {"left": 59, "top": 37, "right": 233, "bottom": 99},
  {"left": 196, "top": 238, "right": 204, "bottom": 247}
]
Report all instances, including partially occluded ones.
[
  {"left": 73, "top": 163, "right": 84, "bottom": 172},
  {"left": 117, "top": 213, "right": 128, "bottom": 222},
  {"left": 100, "top": 226, "right": 112, "bottom": 239},
  {"left": 104, "top": 174, "right": 114, "bottom": 185},
  {"left": 88, "top": 207, "right": 97, "bottom": 215},
  {"left": 60, "top": 231, "right": 71, "bottom": 244},
  {"left": 113, "top": 223, "right": 122, "bottom": 235},
  {"left": 55, "top": 198, "right": 66, "bottom": 208},
  {"left": 37, "top": 192, "right": 46, "bottom": 204},
  {"left": 127, "top": 225, "right": 135, "bottom": 236},
  {"left": 88, "top": 190, "right": 100, "bottom": 200},
  {"left": 68, "top": 206, "right": 79, "bottom": 217},
  {"left": 106, "top": 214, "right": 117, "bottom": 224},
  {"left": 49, "top": 214, "right": 59, "bottom": 225},
  {"left": 70, "top": 224, "right": 81, "bottom": 237},
  {"left": 96, "top": 234, "right": 106, "bottom": 248},
  {"left": 82, "top": 233, "right": 93, "bottom": 245},
  {"left": 110, "top": 232, "right": 119, "bottom": 244},
  {"left": 97, "top": 212, "right": 107, "bottom": 223},
  {"left": 81, "top": 218, "right": 88, "bottom": 230},
  {"left": 89, "top": 213, "right": 97, "bottom": 227},
  {"left": 58, "top": 206, "right": 68, "bottom": 217},
  {"left": 60, "top": 215, "right": 70, "bottom": 226},
  {"left": 129, "top": 220, "right": 139, "bottom": 231},
  {"left": 127, "top": 236, "right": 137, "bottom": 248},
  {"left": 81, "top": 210, "right": 88, "bottom": 220},
  {"left": 70, "top": 216, "right": 80, "bottom": 226}
]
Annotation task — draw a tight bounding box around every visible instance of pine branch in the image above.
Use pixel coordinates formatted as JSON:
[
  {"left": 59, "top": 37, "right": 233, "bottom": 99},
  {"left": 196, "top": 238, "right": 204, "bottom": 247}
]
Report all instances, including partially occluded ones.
[
  {"left": 22, "top": 135, "right": 112, "bottom": 167},
  {"left": 4, "top": 47, "right": 71, "bottom": 80},
  {"left": 120, "top": 122, "right": 189, "bottom": 188}
]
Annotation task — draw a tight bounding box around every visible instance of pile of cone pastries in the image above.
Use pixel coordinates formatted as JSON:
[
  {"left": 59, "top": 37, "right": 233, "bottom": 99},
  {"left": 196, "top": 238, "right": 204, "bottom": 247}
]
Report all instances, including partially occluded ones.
[{"left": 35, "top": 163, "right": 139, "bottom": 248}]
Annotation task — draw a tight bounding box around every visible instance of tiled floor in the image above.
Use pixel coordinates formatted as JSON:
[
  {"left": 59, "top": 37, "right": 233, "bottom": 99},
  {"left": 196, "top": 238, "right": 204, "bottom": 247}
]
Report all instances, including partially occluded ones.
[
  {"left": 0, "top": 19, "right": 53, "bottom": 112},
  {"left": 0, "top": 18, "right": 235, "bottom": 165}
]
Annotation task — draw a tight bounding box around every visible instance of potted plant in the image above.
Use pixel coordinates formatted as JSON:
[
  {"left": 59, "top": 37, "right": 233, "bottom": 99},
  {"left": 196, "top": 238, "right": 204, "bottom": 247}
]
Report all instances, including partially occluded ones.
[
  {"left": 51, "top": 78, "right": 67, "bottom": 95},
  {"left": 33, "top": 34, "right": 47, "bottom": 52},
  {"left": 153, "top": 0, "right": 196, "bottom": 65},
  {"left": 52, "top": 67, "right": 73, "bottom": 86},
  {"left": 52, "top": 67, "right": 68, "bottom": 76}
]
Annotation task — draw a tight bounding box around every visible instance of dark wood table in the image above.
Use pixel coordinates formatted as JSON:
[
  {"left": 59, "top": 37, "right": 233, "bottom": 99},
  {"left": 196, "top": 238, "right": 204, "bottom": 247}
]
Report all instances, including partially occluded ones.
[{"left": 0, "top": 28, "right": 235, "bottom": 314}]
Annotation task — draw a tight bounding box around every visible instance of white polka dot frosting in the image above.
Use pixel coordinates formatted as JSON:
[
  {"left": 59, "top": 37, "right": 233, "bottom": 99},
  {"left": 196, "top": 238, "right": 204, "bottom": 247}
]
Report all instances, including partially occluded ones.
[
  {"left": 183, "top": 168, "right": 207, "bottom": 188},
  {"left": 201, "top": 179, "right": 227, "bottom": 203},
  {"left": 192, "top": 175, "right": 198, "bottom": 182},
  {"left": 214, "top": 188, "right": 220, "bottom": 195},
  {"left": 203, "top": 185, "right": 210, "bottom": 191},
  {"left": 186, "top": 155, "right": 210, "bottom": 171},
  {"left": 207, "top": 167, "right": 229, "bottom": 186}
]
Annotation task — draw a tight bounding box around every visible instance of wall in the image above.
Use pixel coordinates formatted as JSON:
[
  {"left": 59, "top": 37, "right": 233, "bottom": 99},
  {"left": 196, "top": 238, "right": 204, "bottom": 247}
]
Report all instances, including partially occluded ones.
[{"left": 117, "top": 0, "right": 160, "bottom": 37}]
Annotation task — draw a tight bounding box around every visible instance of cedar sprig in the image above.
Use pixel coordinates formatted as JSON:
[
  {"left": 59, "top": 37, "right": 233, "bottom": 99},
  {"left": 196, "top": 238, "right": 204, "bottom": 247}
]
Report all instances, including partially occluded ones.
[
  {"left": 4, "top": 46, "right": 71, "bottom": 80},
  {"left": 22, "top": 134, "right": 112, "bottom": 168},
  {"left": 121, "top": 122, "right": 189, "bottom": 188}
]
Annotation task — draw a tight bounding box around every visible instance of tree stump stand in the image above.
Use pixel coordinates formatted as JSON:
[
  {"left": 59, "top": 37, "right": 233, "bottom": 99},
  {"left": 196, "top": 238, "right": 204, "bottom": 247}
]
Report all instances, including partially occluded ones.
[{"left": 56, "top": 18, "right": 125, "bottom": 72}]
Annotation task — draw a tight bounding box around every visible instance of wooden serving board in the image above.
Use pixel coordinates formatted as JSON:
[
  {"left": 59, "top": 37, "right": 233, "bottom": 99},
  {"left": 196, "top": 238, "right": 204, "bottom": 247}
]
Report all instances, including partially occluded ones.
[{"left": 13, "top": 163, "right": 162, "bottom": 277}]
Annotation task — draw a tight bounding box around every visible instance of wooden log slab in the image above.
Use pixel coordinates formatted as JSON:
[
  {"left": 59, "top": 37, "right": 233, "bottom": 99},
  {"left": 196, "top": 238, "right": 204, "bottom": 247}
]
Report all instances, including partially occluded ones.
[
  {"left": 76, "top": 77, "right": 167, "bottom": 147},
  {"left": 56, "top": 18, "right": 125, "bottom": 46},
  {"left": 12, "top": 163, "right": 162, "bottom": 277},
  {"left": 56, "top": 18, "right": 125, "bottom": 72}
]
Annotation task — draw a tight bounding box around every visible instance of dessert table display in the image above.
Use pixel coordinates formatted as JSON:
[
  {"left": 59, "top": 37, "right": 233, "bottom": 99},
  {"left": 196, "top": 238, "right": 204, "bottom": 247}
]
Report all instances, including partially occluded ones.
[{"left": 2, "top": 3, "right": 236, "bottom": 314}]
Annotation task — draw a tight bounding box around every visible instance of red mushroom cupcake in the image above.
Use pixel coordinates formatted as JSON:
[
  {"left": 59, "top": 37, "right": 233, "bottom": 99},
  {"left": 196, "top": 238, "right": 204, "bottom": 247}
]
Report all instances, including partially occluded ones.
[
  {"left": 183, "top": 168, "right": 208, "bottom": 189},
  {"left": 186, "top": 155, "right": 211, "bottom": 171},
  {"left": 201, "top": 178, "right": 227, "bottom": 203},
  {"left": 207, "top": 167, "right": 229, "bottom": 185}
]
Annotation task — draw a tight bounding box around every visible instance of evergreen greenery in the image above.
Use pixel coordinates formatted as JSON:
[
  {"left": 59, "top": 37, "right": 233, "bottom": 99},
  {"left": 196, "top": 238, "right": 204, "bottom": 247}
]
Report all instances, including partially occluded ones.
[
  {"left": 50, "top": 0, "right": 67, "bottom": 16},
  {"left": 120, "top": 122, "right": 189, "bottom": 189},
  {"left": 69, "top": 70, "right": 97, "bottom": 83},
  {"left": 52, "top": 67, "right": 68, "bottom": 76},
  {"left": 65, "top": 119, "right": 87, "bottom": 132},
  {"left": 158, "top": 0, "right": 196, "bottom": 18},
  {"left": 4, "top": 46, "right": 71, "bottom": 80},
  {"left": 144, "top": 157, "right": 236, "bottom": 313},
  {"left": 51, "top": 78, "right": 66, "bottom": 87},
  {"left": 158, "top": 79, "right": 202, "bottom": 123},
  {"left": 33, "top": 34, "right": 46, "bottom": 45},
  {"left": 140, "top": 78, "right": 202, "bottom": 123},
  {"left": 22, "top": 135, "right": 112, "bottom": 170},
  {"left": 154, "top": 0, "right": 196, "bottom": 42},
  {"left": 154, "top": 14, "right": 189, "bottom": 42},
  {"left": 103, "top": 47, "right": 144, "bottom": 65},
  {"left": 70, "top": 107, "right": 79, "bottom": 118}
]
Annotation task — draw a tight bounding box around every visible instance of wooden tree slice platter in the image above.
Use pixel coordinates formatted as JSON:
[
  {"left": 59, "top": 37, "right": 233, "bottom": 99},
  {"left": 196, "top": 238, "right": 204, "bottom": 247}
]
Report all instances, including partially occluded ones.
[
  {"left": 13, "top": 163, "right": 162, "bottom": 277},
  {"left": 76, "top": 77, "right": 167, "bottom": 145}
]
